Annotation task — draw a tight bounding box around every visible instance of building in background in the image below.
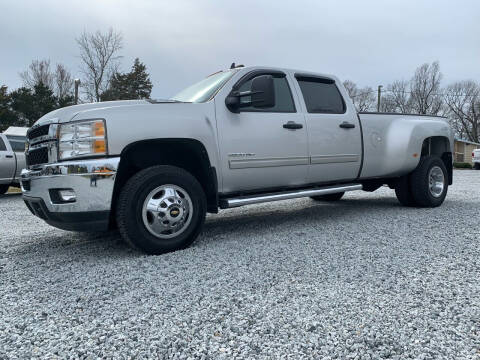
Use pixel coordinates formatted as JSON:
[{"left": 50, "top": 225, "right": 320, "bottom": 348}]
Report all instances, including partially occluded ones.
[{"left": 454, "top": 138, "right": 480, "bottom": 164}]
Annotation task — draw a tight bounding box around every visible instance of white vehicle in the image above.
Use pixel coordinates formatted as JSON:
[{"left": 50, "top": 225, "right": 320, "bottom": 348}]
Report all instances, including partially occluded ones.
[
  {"left": 473, "top": 149, "right": 480, "bottom": 170},
  {"left": 0, "top": 128, "right": 27, "bottom": 194}
]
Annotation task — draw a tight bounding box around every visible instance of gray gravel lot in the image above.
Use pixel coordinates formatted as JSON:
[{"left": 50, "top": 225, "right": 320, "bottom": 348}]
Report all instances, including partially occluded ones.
[{"left": 1, "top": 170, "right": 479, "bottom": 359}]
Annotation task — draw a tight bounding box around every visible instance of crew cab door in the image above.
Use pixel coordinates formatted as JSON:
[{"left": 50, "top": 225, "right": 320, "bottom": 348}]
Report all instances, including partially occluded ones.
[
  {"left": 216, "top": 70, "right": 309, "bottom": 193},
  {"left": 0, "top": 135, "right": 15, "bottom": 183},
  {"left": 293, "top": 74, "right": 362, "bottom": 183},
  {"left": 6, "top": 135, "right": 26, "bottom": 178}
]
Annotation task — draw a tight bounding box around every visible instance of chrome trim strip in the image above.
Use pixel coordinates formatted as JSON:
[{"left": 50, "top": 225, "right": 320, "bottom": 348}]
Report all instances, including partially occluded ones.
[
  {"left": 21, "top": 158, "right": 119, "bottom": 178},
  {"left": 29, "top": 135, "right": 55, "bottom": 146},
  {"left": 229, "top": 156, "right": 309, "bottom": 169},
  {"left": 311, "top": 154, "right": 359, "bottom": 164},
  {"left": 224, "top": 183, "right": 362, "bottom": 208},
  {"left": 229, "top": 154, "right": 360, "bottom": 169}
]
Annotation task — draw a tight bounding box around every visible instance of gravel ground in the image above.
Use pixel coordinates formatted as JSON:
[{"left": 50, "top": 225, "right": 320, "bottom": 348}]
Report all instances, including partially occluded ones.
[{"left": 1, "top": 170, "right": 479, "bottom": 359}]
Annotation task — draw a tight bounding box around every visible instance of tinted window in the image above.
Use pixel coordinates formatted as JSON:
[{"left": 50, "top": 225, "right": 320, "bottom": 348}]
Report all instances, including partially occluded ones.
[
  {"left": 238, "top": 75, "right": 296, "bottom": 113},
  {"left": 6, "top": 136, "right": 26, "bottom": 152},
  {"left": 297, "top": 77, "right": 345, "bottom": 114},
  {"left": 0, "top": 138, "right": 6, "bottom": 151}
]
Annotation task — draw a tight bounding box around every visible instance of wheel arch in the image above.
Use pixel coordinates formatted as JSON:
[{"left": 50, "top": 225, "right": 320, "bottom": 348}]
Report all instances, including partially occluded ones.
[
  {"left": 420, "top": 136, "right": 453, "bottom": 185},
  {"left": 110, "top": 138, "right": 218, "bottom": 227}
]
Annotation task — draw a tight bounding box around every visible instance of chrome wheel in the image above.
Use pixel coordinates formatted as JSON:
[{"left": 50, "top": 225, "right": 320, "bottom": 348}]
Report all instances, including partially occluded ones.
[
  {"left": 142, "top": 185, "right": 193, "bottom": 239},
  {"left": 428, "top": 166, "right": 445, "bottom": 198}
]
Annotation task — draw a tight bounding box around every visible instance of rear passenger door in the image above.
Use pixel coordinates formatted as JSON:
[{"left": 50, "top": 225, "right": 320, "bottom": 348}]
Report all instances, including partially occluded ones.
[{"left": 293, "top": 75, "right": 362, "bottom": 183}]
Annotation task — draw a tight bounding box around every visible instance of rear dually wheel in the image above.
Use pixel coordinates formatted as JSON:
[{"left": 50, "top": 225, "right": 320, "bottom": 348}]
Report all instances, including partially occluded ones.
[{"left": 409, "top": 155, "right": 448, "bottom": 207}]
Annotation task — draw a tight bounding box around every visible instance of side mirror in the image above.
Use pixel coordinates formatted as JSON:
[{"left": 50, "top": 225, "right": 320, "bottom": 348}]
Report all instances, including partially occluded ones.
[
  {"left": 225, "top": 74, "right": 276, "bottom": 113},
  {"left": 225, "top": 94, "right": 240, "bottom": 113}
]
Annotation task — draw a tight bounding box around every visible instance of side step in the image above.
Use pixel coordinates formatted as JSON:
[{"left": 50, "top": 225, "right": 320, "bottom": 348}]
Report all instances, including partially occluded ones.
[{"left": 222, "top": 183, "right": 362, "bottom": 208}]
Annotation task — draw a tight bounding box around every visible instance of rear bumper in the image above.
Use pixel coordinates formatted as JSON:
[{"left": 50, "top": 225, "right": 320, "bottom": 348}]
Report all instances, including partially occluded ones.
[{"left": 21, "top": 157, "right": 120, "bottom": 231}]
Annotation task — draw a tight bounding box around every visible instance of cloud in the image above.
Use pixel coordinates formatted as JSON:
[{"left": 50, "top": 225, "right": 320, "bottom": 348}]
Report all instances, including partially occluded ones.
[{"left": 1, "top": 0, "right": 479, "bottom": 98}]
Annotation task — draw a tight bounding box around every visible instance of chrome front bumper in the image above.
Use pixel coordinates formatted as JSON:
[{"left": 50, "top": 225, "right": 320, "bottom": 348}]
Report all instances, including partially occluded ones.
[{"left": 21, "top": 157, "right": 120, "bottom": 231}]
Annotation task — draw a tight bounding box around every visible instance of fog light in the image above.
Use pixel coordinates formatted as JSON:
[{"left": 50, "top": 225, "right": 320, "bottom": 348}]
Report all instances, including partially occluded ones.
[
  {"left": 59, "top": 189, "right": 76, "bottom": 202},
  {"left": 49, "top": 189, "right": 77, "bottom": 204}
]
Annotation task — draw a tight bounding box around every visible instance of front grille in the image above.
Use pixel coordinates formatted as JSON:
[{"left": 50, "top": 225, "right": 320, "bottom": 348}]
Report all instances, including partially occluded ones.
[
  {"left": 26, "top": 147, "right": 49, "bottom": 167},
  {"left": 27, "top": 125, "right": 50, "bottom": 140},
  {"left": 26, "top": 124, "right": 55, "bottom": 167}
]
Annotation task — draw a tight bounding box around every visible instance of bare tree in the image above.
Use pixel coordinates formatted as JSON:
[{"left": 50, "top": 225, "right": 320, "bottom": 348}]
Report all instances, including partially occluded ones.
[
  {"left": 76, "top": 28, "right": 123, "bottom": 102},
  {"left": 410, "top": 61, "right": 443, "bottom": 115},
  {"left": 444, "top": 81, "right": 480, "bottom": 142},
  {"left": 343, "top": 80, "right": 376, "bottom": 112},
  {"left": 55, "top": 64, "right": 74, "bottom": 100},
  {"left": 20, "top": 59, "right": 74, "bottom": 100},
  {"left": 384, "top": 80, "right": 412, "bottom": 113},
  {"left": 20, "top": 59, "right": 54, "bottom": 89}
]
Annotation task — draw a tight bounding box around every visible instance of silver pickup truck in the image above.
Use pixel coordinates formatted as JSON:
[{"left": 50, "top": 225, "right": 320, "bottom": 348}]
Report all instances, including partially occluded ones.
[
  {"left": 21, "top": 66, "right": 454, "bottom": 254},
  {"left": 0, "top": 132, "right": 26, "bottom": 194}
]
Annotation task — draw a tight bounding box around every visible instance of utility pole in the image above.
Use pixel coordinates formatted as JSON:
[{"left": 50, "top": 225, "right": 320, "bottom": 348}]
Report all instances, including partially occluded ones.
[
  {"left": 377, "top": 85, "right": 383, "bottom": 112},
  {"left": 74, "top": 79, "right": 81, "bottom": 105}
]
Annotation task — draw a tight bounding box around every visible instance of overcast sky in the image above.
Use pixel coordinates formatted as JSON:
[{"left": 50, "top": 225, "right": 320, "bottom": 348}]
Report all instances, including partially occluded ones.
[{"left": 1, "top": 0, "right": 479, "bottom": 98}]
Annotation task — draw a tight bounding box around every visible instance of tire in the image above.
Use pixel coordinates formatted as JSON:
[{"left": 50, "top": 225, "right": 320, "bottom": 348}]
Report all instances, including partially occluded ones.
[
  {"left": 474, "top": 163, "right": 480, "bottom": 170},
  {"left": 394, "top": 175, "right": 417, "bottom": 207},
  {"left": 410, "top": 155, "right": 448, "bottom": 207},
  {"left": 0, "top": 184, "right": 9, "bottom": 195},
  {"left": 116, "top": 165, "right": 207, "bottom": 255},
  {"left": 310, "top": 192, "right": 345, "bottom": 201}
]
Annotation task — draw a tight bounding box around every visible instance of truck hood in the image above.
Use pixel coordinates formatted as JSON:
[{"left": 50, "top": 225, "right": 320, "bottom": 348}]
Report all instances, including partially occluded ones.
[{"left": 32, "top": 100, "right": 153, "bottom": 127}]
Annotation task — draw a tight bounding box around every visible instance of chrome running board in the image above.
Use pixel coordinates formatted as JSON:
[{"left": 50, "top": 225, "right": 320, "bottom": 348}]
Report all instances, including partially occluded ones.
[{"left": 222, "top": 183, "right": 362, "bottom": 208}]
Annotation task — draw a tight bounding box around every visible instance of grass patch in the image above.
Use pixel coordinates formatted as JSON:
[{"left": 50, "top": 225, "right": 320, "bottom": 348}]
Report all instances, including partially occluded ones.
[{"left": 453, "top": 162, "right": 473, "bottom": 169}]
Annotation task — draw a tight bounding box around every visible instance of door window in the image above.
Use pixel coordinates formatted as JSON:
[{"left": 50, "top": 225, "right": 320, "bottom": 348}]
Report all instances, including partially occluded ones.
[
  {"left": 0, "top": 138, "right": 6, "bottom": 151},
  {"left": 238, "top": 75, "right": 296, "bottom": 113},
  {"left": 296, "top": 77, "right": 345, "bottom": 114},
  {"left": 6, "top": 136, "right": 26, "bottom": 152}
]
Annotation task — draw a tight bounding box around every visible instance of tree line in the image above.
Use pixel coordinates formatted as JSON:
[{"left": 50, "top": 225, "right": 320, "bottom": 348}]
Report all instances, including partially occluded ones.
[
  {"left": 1, "top": 31, "right": 478, "bottom": 144},
  {"left": 344, "top": 61, "right": 480, "bottom": 143},
  {"left": 0, "top": 28, "right": 152, "bottom": 131}
]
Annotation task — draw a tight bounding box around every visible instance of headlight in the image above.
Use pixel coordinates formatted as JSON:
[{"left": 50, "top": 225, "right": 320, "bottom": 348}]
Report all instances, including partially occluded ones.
[{"left": 58, "top": 119, "right": 107, "bottom": 160}]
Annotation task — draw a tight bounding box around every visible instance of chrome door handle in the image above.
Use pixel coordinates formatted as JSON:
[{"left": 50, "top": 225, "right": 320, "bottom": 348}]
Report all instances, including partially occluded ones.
[
  {"left": 5, "top": 155, "right": 13, "bottom": 158},
  {"left": 339, "top": 122, "right": 355, "bottom": 129},
  {"left": 283, "top": 121, "right": 303, "bottom": 130}
]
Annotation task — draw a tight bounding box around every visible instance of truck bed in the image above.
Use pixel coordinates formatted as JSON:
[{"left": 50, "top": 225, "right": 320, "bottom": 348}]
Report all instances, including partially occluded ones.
[{"left": 358, "top": 112, "right": 451, "bottom": 179}]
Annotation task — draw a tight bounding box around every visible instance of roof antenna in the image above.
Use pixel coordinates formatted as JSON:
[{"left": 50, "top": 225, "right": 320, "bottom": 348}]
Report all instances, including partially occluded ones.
[{"left": 230, "top": 62, "right": 244, "bottom": 69}]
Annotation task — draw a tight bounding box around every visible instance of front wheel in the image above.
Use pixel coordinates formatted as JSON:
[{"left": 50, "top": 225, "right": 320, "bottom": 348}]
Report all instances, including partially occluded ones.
[
  {"left": 410, "top": 156, "right": 448, "bottom": 207},
  {"left": 116, "top": 165, "right": 206, "bottom": 255}
]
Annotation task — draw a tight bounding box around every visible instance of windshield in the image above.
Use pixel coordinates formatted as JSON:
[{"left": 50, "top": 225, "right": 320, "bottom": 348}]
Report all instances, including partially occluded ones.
[{"left": 171, "top": 70, "right": 237, "bottom": 103}]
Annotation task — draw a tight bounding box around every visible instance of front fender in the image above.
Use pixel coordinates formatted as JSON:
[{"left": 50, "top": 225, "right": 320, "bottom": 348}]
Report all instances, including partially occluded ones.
[{"left": 70, "top": 101, "right": 221, "bottom": 185}]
